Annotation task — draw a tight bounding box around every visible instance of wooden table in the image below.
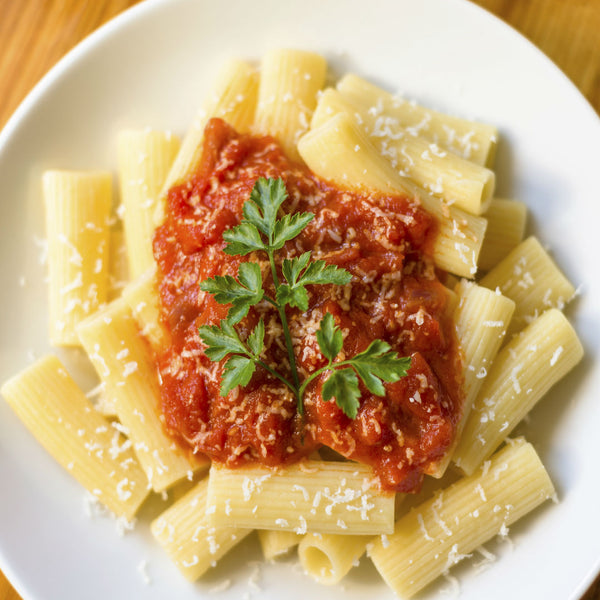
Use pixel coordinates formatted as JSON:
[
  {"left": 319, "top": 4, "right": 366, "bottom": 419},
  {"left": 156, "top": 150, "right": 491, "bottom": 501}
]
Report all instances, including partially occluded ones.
[{"left": 0, "top": 1, "right": 598, "bottom": 599}]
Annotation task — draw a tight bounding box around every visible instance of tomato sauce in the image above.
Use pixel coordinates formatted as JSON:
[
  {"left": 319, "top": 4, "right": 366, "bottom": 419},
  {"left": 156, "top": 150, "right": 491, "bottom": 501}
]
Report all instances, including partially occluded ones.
[{"left": 153, "top": 118, "right": 463, "bottom": 493}]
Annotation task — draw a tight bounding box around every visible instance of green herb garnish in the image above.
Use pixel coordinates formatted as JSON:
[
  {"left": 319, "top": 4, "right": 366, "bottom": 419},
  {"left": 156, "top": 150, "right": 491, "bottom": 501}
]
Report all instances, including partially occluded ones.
[{"left": 198, "top": 177, "right": 411, "bottom": 418}]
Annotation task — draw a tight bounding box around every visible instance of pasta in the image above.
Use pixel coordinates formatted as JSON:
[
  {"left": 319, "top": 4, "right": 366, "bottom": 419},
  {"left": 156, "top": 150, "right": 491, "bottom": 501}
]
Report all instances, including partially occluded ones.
[
  {"left": 311, "top": 88, "right": 496, "bottom": 215},
  {"left": 297, "top": 112, "right": 488, "bottom": 278},
  {"left": 77, "top": 296, "right": 207, "bottom": 492},
  {"left": 369, "top": 439, "right": 555, "bottom": 598},
  {"left": 336, "top": 73, "right": 498, "bottom": 167},
  {"left": 43, "top": 170, "right": 112, "bottom": 345},
  {"left": 121, "top": 267, "right": 168, "bottom": 352},
  {"left": 151, "top": 476, "right": 252, "bottom": 580},
  {"left": 258, "top": 529, "right": 302, "bottom": 561},
  {"left": 429, "top": 280, "right": 515, "bottom": 478},
  {"left": 1, "top": 49, "right": 584, "bottom": 599},
  {"left": 206, "top": 460, "right": 395, "bottom": 535},
  {"left": 453, "top": 308, "right": 583, "bottom": 475},
  {"left": 254, "top": 48, "right": 327, "bottom": 162},
  {"left": 479, "top": 236, "right": 576, "bottom": 335},
  {"left": 153, "top": 59, "right": 259, "bottom": 227},
  {"left": 0, "top": 355, "right": 149, "bottom": 520},
  {"left": 298, "top": 531, "right": 371, "bottom": 584},
  {"left": 117, "top": 129, "right": 181, "bottom": 279},
  {"left": 477, "top": 198, "right": 527, "bottom": 271}
]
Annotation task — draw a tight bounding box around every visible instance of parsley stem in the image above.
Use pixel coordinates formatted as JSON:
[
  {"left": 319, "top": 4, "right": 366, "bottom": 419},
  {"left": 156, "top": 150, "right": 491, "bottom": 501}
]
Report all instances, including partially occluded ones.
[
  {"left": 263, "top": 295, "right": 278, "bottom": 308},
  {"left": 267, "top": 248, "right": 303, "bottom": 411},
  {"left": 266, "top": 248, "right": 281, "bottom": 287},
  {"left": 236, "top": 341, "right": 295, "bottom": 396},
  {"left": 298, "top": 361, "right": 333, "bottom": 399},
  {"left": 255, "top": 359, "right": 295, "bottom": 393}
]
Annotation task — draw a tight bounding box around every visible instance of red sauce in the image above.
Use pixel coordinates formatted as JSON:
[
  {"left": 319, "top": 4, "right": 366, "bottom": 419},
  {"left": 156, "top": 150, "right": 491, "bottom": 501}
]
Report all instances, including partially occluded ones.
[{"left": 153, "top": 118, "right": 463, "bottom": 493}]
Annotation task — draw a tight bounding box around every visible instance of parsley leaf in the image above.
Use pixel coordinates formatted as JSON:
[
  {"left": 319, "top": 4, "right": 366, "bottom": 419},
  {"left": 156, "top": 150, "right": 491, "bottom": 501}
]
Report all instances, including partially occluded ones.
[
  {"left": 247, "top": 319, "right": 265, "bottom": 357},
  {"left": 271, "top": 212, "right": 314, "bottom": 249},
  {"left": 321, "top": 368, "right": 360, "bottom": 419},
  {"left": 277, "top": 253, "right": 351, "bottom": 312},
  {"left": 350, "top": 340, "right": 412, "bottom": 396},
  {"left": 281, "top": 251, "right": 312, "bottom": 284},
  {"left": 275, "top": 284, "right": 309, "bottom": 312},
  {"left": 222, "top": 221, "right": 265, "bottom": 256},
  {"left": 244, "top": 177, "right": 288, "bottom": 239},
  {"left": 299, "top": 260, "right": 352, "bottom": 287},
  {"left": 221, "top": 355, "right": 256, "bottom": 396},
  {"left": 198, "top": 319, "right": 248, "bottom": 361},
  {"left": 276, "top": 252, "right": 312, "bottom": 310},
  {"left": 200, "top": 263, "right": 264, "bottom": 324},
  {"left": 315, "top": 312, "right": 343, "bottom": 361},
  {"left": 225, "top": 178, "right": 313, "bottom": 255},
  {"left": 314, "top": 313, "right": 412, "bottom": 414}
]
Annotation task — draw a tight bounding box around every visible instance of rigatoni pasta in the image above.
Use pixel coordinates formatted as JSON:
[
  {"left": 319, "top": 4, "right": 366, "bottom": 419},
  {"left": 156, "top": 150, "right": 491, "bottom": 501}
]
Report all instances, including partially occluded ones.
[
  {"left": 121, "top": 268, "right": 168, "bottom": 352},
  {"left": 1, "top": 355, "right": 149, "bottom": 520},
  {"left": 153, "top": 59, "right": 259, "bottom": 226},
  {"left": 107, "top": 225, "right": 129, "bottom": 300},
  {"left": 258, "top": 529, "right": 302, "bottom": 561},
  {"left": 311, "top": 88, "right": 496, "bottom": 215},
  {"left": 336, "top": 73, "right": 498, "bottom": 167},
  {"left": 480, "top": 236, "right": 576, "bottom": 334},
  {"left": 429, "top": 281, "right": 515, "bottom": 478},
  {"left": 477, "top": 198, "right": 527, "bottom": 271},
  {"left": 453, "top": 308, "right": 584, "bottom": 475},
  {"left": 298, "top": 532, "right": 371, "bottom": 585},
  {"left": 117, "top": 129, "right": 180, "bottom": 279},
  {"left": 77, "top": 296, "right": 206, "bottom": 492},
  {"left": 368, "top": 440, "right": 555, "bottom": 598},
  {"left": 151, "top": 476, "right": 252, "bottom": 580},
  {"left": 254, "top": 48, "right": 327, "bottom": 162},
  {"left": 206, "top": 461, "right": 395, "bottom": 535},
  {"left": 298, "top": 112, "right": 488, "bottom": 278},
  {"left": 43, "top": 170, "right": 112, "bottom": 345}
]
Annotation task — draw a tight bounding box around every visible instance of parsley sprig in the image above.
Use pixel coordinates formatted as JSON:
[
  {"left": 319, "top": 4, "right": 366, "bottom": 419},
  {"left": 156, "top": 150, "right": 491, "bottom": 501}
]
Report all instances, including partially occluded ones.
[{"left": 198, "top": 177, "right": 411, "bottom": 418}]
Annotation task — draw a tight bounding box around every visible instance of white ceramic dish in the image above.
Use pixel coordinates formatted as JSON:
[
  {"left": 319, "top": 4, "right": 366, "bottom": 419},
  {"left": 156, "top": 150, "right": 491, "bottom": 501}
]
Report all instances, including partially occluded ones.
[{"left": 1, "top": 0, "right": 599, "bottom": 598}]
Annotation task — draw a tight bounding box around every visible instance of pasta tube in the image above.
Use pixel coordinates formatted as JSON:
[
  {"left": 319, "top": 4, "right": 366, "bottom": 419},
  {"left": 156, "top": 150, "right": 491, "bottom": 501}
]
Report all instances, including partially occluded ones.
[
  {"left": 478, "top": 198, "right": 527, "bottom": 271},
  {"left": 108, "top": 226, "right": 129, "bottom": 300},
  {"left": 298, "top": 532, "right": 370, "bottom": 585},
  {"left": 453, "top": 308, "right": 584, "bottom": 474},
  {"left": 298, "top": 112, "right": 487, "bottom": 278},
  {"left": 254, "top": 48, "right": 327, "bottom": 162},
  {"left": 117, "top": 129, "right": 180, "bottom": 278},
  {"left": 480, "top": 236, "right": 575, "bottom": 334},
  {"left": 43, "top": 170, "right": 112, "bottom": 346},
  {"left": 369, "top": 440, "right": 554, "bottom": 598},
  {"left": 121, "top": 268, "right": 168, "bottom": 353},
  {"left": 430, "top": 281, "right": 515, "bottom": 477},
  {"left": 1, "top": 356, "right": 149, "bottom": 520},
  {"left": 312, "top": 88, "right": 495, "bottom": 215},
  {"left": 206, "top": 460, "right": 394, "bottom": 535},
  {"left": 258, "top": 530, "right": 302, "bottom": 561},
  {"left": 336, "top": 73, "right": 498, "bottom": 166},
  {"left": 151, "top": 477, "right": 252, "bottom": 580},
  {"left": 154, "top": 60, "right": 259, "bottom": 226},
  {"left": 77, "top": 297, "right": 206, "bottom": 492}
]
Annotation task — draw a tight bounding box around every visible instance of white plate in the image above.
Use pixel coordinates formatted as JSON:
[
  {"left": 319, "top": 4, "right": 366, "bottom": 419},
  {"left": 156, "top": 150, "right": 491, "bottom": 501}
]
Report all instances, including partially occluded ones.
[{"left": 1, "top": 0, "right": 599, "bottom": 598}]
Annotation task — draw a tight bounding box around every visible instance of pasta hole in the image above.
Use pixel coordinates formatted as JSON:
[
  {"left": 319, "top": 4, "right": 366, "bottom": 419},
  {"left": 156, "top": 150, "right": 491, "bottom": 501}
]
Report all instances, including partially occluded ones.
[{"left": 301, "top": 545, "right": 336, "bottom": 583}]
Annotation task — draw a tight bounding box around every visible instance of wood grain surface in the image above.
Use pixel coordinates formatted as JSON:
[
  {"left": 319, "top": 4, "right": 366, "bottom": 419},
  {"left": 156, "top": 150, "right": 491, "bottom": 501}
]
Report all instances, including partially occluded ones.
[{"left": 0, "top": 1, "right": 598, "bottom": 599}]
